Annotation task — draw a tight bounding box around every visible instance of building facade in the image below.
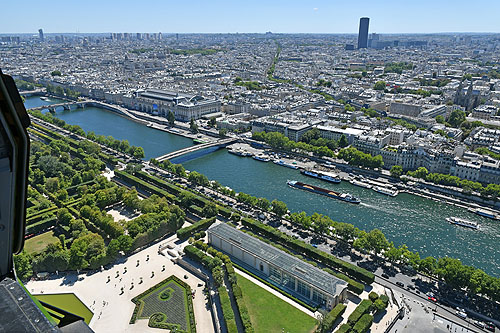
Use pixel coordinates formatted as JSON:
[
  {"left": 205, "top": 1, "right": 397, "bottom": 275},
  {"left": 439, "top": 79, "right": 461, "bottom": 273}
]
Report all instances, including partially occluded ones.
[{"left": 207, "top": 223, "right": 348, "bottom": 310}]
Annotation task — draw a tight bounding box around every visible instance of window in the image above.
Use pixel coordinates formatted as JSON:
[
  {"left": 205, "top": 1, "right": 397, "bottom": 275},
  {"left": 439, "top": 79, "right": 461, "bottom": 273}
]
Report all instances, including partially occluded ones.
[
  {"left": 312, "top": 289, "right": 327, "bottom": 305},
  {"left": 297, "top": 280, "right": 311, "bottom": 298},
  {"left": 259, "top": 263, "right": 264, "bottom": 272},
  {"left": 269, "top": 265, "right": 281, "bottom": 283},
  {"left": 282, "top": 272, "right": 295, "bottom": 290}
]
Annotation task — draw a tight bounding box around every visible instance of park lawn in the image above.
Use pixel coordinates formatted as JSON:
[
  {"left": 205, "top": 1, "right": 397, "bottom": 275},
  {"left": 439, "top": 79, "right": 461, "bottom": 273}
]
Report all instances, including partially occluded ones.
[
  {"left": 237, "top": 273, "right": 317, "bottom": 333},
  {"left": 24, "top": 230, "right": 60, "bottom": 254},
  {"left": 35, "top": 293, "right": 93, "bottom": 324}
]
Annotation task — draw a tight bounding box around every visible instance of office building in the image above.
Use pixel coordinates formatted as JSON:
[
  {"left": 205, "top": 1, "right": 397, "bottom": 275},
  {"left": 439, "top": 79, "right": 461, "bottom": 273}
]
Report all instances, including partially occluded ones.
[
  {"left": 207, "top": 223, "right": 348, "bottom": 309},
  {"left": 357, "top": 17, "right": 369, "bottom": 49},
  {"left": 38, "top": 29, "right": 44, "bottom": 42}
]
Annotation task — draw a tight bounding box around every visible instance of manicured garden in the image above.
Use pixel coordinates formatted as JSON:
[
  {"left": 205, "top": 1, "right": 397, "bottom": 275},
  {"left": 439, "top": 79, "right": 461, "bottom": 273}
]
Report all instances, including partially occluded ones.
[
  {"left": 34, "top": 293, "right": 93, "bottom": 324},
  {"left": 130, "top": 275, "right": 196, "bottom": 332},
  {"left": 237, "top": 273, "right": 317, "bottom": 333}
]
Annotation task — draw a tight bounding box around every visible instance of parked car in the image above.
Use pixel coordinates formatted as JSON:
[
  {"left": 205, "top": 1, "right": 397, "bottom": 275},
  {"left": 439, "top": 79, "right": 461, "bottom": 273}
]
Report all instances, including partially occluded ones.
[
  {"left": 381, "top": 273, "right": 389, "bottom": 279},
  {"left": 455, "top": 311, "right": 467, "bottom": 319},
  {"left": 472, "top": 321, "right": 485, "bottom": 329},
  {"left": 485, "top": 322, "right": 496, "bottom": 332},
  {"left": 428, "top": 296, "right": 437, "bottom": 302},
  {"left": 395, "top": 281, "right": 405, "bottom": 288}
]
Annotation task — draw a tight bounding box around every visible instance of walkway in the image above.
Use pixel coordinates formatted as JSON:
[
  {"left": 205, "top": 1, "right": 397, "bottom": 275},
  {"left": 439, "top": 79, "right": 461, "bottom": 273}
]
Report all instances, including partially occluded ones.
[{"left": 26, "top": 234, "right": 215, "bottom": 333}]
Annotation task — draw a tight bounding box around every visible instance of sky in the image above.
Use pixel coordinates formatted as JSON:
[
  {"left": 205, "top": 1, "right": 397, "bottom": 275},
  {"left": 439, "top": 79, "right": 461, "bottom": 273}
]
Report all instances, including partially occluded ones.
[{"left": 1, "top": 0, "right": 500, "bottom": 34}]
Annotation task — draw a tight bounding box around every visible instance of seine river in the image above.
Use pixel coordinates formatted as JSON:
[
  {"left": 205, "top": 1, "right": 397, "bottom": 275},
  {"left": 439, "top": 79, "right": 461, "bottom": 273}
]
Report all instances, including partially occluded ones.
[{"left": 25, "top": 96, "right": 500, "bottom": 276}]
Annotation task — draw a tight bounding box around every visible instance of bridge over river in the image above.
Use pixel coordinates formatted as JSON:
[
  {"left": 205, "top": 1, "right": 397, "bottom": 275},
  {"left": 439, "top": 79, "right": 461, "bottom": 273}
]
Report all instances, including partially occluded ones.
[{"left": 155, "top": 137, "right": 238, "bottom": 162}]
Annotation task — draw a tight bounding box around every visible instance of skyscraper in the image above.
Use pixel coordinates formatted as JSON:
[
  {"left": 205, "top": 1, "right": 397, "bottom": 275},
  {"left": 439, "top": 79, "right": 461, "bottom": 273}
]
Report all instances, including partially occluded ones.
[
  {"left": 357, "top": 17, "right": 369, "bottom": 49},
  {"left": 38, "top": 29, "right": 44, "bottom": 42}
]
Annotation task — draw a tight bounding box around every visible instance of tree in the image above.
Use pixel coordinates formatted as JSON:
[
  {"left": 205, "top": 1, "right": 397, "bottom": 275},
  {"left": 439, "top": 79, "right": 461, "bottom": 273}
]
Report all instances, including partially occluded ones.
[
  {"left": 364, "top": 229, "right": 389, "bottom": 257},
  {"left": 390, "top": 165, "right": 403, "bottom": 178},
  {"left": 218, "top": 128, "right": 228, "bottom": 137},
  {"left": 56, "top": 189, "right": 68, "bottom": 202},
  {"left": 435, "top": 115, "right": 445, "bottom": 124},
  {"left": 132, "top": 147, "right": 145, "bottom": 159},
  {"left": 57, "top": 208, "right": 73, "bottom": 226},
  {"left": 167, "top": 111, "right": 175, "bottom": 126},
  {"left": 106, "top": 239, "right": 121, "bottom": 258},
  {"left": 271, "top": 200, "right": 288, "bottom": 218},
  {"left": 256, "top": 197, "right": 271, "bottom": 211},
  {"left": 373, "top": 81, "right": 386, "bottom": 90},
  {"left": 51, "top": 70, "right": 62, "bottom": 76},
  {"left": 14, "top": 251, "right": 33, "bottom": 281},
  {"left": 338, "top": 134, "right": 349, "bottom": 148},
  {"left": 189, "top": 118, "right": 199, "bottom": 133},
  {"left": 117, "top": 234, "right": 133, "bottom": 254},
  {"left": 447, "top": 109, "right": 466, "bottom": 128},
  {"left": 202, "top": 202, "right": 218, "bottom": 218},
  {"left": 384, "top": 243, "right": 402, "bottom": 264},
  {"left": 208, "top": 116, "right": 217, "bottom": 127}
]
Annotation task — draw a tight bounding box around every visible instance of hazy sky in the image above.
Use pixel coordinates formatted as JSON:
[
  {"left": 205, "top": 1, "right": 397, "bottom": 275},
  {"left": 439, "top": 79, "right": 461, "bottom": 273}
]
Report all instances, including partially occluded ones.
[{"left": 2, "top": 0, "right": 500, "bottom": 34}]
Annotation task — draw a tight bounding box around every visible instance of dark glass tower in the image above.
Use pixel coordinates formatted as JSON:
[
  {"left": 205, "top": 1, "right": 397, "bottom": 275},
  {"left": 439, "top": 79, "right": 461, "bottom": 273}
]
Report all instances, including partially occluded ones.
[{"left": 357, "top": 17, "right": 369, "bottom": 49}]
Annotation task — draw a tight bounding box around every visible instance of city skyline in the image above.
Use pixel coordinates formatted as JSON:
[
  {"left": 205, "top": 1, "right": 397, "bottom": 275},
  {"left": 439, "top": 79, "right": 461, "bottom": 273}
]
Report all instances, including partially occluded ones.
[{"left": 2, "top": 0, "right": 500, "bottom": 34}]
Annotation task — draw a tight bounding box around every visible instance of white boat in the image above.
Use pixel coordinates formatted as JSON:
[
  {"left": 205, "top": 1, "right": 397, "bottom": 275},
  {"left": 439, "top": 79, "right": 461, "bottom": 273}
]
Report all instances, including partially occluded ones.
[
  {"left": 350, "top": 179, "right": 372, "bottom": 189},
  {"left": 446, "top": 217, "right": 479, "bottom": 230},
  {"left": 373, "top": 186, "right": 399, "bottom": 197},
  {"left": 40, "top": 96, "right": 49, "bottom": 101},
  {"left": 468, "top": 208, "right": 500, "bottom": 220}
]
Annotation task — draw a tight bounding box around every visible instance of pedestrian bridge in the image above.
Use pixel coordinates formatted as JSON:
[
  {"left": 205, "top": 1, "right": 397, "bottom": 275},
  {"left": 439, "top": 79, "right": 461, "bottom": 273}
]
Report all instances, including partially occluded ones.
[{"left": 156, "top": 137, "right": 237, "bottom": 162}]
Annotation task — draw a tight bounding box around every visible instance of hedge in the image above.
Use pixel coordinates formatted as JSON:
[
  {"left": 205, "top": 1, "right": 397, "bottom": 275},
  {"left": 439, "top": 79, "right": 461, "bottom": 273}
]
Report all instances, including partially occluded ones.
[
  {"left": 379, "top": 294, "right": 389, "bottom": 306},
  {"left": 189, "top": 204, "right": 203, "bottom": 216},
  {"left": 26, "top": 206, "right": 57, "bottom": 223},
  {"left": 352, "top": 314, "right": 373, "bottom": 333},
  {"left": 336, "top": 323, "right": 352, "bottom": 333},
  {"left": 218, "top": 286, "right": 238, "bottom": 333},
  {"left": 347, "top": 299, "right": 372, "bottom": 325},
  {"left": 225, "top": 262, "right": 254, "bottom": 333},
  {"left": 241, "top": 217, "right": 374, "bottom": 284},
  {"left": 177, "top": 217, "right": 216, "bottom": 240},
  {"left": 323, "top": 268, "right": 364, "bottom": 295},
  {"left": 368, "top": 291, "right": 379, "bottom": 302},
  {"left": 26, "top": 216, "right": 57, "bottom": 234},
  {"left": 114, "top": 170, "right": 178, "bottom": 203},
  {"left": 217, "top": 205, "right": 232, "bottom": 219},
  {"left": 135, "top": 170, "right": 183, "bottom": 196},
  {"left": 130, "top": 275, "right": 196, "bottom": 333},
  {"left": 323, "top": 303, "right": 347, "bottom": 332}
]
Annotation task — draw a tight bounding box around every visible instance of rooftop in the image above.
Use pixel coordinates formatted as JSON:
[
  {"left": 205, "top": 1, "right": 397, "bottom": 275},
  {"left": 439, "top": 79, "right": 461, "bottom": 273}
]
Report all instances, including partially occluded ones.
[{"left": 207, "top": 222, "right": 348, "bottom": 297}]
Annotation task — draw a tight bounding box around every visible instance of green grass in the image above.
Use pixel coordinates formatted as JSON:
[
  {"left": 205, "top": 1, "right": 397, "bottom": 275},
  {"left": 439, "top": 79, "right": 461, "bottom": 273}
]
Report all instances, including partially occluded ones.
[
  {"left": 34, "top": 293, "right": 93, "bottom": 325},
  {"left": 237, "top": 273, "right": 317, "bottom": 333},
  {"left": 24, "top": 230, "right": 60, "bottom": 254}
]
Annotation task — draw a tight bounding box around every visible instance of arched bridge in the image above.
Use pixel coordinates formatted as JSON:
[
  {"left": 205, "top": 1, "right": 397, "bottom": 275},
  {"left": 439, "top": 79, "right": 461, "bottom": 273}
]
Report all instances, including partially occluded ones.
[
  {"left": 156, "top": 137, "right": 238, "bottom": 162},
  {"left": 29, "top": 100, "right": 91, "bottom": 112}
]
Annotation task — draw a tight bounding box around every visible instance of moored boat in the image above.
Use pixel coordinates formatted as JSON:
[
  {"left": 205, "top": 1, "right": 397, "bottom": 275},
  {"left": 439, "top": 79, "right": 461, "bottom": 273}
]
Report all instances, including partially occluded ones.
[
  {"left": 287, "top": 180, "right": 360, "bottom": 204},
  {"left": 372, "top": 186, "right": 399, "bottom": 197},
  {"left": 253, "top": 154, "right": 270, "bottom": 162},
  {"left": 469, "top": 208, "right": 500, "bottom": 220},
  {"left": 446, "top": 217, "right": 479, "bottom": 230},
  {"left": 350, "top": 179, "right": 372, "bottom": 189},
  {"left": 301, "top": 169, "right": 341, "bottom": 184},
  {"left": 274, "top": 160, "right": 299, "bottom": 169}
]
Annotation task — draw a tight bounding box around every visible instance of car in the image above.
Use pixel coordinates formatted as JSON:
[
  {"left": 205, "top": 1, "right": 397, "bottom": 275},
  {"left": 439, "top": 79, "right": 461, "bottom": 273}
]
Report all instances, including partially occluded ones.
[
  {"left": 472, "top": 321, "right": 485, "bottom": 329},
  {"left": 381, "top": 273, "right": 389, "bottom": 279},
  {"left": 395, "top": 281, "right": 405, "bottom": 288},
  {"left": 428, "top": 296, "right": 437, "bottom": 302},
  {"left": 407, "top": 285, "right": 415, "bottom": 290},
  {"left": 455, "top": 311, "right": 467, "bottom": 319},
  {"left": 485, "top": 322, "right": 496, "bottom": 332}
]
